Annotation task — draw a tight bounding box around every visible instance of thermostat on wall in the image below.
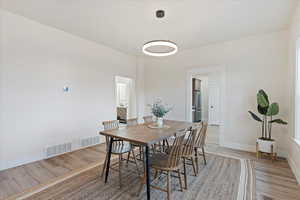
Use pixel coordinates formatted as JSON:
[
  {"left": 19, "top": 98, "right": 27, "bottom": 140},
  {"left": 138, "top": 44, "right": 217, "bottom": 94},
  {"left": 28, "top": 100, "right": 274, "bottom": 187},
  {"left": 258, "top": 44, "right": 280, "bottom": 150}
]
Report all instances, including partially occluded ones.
[{"left": 63, "top": 86, "right": 69, "bottom": 92}]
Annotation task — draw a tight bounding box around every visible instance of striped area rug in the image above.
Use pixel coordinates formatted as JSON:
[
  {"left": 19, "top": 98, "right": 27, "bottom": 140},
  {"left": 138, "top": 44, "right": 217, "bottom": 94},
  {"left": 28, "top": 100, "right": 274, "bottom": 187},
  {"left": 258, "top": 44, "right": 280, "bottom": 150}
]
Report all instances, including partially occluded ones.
[{"left": 21, "top": 153, "right": 256, "bottom": 200}]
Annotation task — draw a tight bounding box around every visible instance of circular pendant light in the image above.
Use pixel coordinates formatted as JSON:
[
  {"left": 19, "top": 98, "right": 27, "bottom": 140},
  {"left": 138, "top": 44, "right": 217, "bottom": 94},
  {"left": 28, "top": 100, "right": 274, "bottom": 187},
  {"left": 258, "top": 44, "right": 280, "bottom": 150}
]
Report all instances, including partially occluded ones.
[
  {"left": 142, "top": 40, "right": 178, "bottom": 57},
  {"left": 142, "top": 10, "right": 178, "bottom": 57}
]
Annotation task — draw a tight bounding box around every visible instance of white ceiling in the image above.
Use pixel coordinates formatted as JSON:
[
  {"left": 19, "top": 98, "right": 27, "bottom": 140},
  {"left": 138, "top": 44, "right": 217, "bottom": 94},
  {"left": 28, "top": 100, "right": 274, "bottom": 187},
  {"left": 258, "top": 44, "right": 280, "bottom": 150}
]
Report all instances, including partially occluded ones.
[{"left": 1, "top": 0, "right": 297, "bottom": 55}]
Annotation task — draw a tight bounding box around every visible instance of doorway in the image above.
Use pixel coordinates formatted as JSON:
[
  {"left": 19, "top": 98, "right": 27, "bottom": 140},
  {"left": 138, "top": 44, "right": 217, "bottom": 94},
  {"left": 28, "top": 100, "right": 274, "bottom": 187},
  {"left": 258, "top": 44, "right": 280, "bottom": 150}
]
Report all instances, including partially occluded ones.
[
  {"left": 115, "top": 76, "right": 136, "bottom": 124},
  {"left": 186, "top": 66, "right": 226, "bottom": 145}
]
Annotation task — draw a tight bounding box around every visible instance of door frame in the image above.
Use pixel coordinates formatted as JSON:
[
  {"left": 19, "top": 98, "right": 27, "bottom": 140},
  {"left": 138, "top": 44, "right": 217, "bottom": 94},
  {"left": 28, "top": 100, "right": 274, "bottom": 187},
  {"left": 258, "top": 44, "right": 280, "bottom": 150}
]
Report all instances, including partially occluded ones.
[
  {"left": 115, "top": 76, "right": 137, "bottom": 119},
  {"left": 185, "top": 65, "right": 227, "bottom": 125}
]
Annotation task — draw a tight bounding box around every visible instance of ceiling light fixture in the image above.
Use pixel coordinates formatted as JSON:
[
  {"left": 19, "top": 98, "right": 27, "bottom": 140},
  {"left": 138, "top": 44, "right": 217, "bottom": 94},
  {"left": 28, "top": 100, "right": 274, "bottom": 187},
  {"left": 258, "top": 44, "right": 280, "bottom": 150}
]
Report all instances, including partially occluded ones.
[
  {"left": 142, "top": 40, "right": 178, "bottom": 57},
  {"left": 142, "top": 10, "right": 178, "bottom": 57}
]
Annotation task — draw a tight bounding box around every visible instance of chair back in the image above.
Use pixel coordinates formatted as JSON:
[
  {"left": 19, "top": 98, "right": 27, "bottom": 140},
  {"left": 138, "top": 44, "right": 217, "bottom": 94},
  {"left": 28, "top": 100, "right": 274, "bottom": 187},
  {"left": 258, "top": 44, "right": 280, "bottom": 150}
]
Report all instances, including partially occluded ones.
[
  {"left": 127, "top": 118, "right": 138, "bottom": 126},
  {"left": 182, "top": 128, "right": 197, "bottom": 156},
  {"left": 195, "top": 122, "right": 208, "bottom": 148},
  {"left": 167, "top": 129, "right": 187, "bottom": 169},
  {"left": 143, "top": 116, "right": 153, "bottom": 123},
  {"left": 103, "top": 120, "right": 119, "bottom": 130},
  {"left": 102, "top": 120, "right": 121, "bottom": 150}
]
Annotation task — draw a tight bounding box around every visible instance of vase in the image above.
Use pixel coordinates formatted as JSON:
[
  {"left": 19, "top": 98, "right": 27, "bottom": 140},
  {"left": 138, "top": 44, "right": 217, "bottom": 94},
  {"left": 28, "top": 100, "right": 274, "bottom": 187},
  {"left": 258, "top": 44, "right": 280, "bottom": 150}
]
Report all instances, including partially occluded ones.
[{"left": 157, "top": 117, "right": 164, "bottom": 127}]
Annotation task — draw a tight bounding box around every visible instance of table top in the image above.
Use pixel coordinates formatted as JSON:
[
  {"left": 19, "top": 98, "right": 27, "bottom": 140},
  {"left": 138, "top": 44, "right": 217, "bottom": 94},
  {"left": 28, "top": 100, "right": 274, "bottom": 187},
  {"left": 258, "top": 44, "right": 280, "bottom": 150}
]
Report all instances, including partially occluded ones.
[{"left": 99, "top": 120, "right": 193, "bottom": 146}]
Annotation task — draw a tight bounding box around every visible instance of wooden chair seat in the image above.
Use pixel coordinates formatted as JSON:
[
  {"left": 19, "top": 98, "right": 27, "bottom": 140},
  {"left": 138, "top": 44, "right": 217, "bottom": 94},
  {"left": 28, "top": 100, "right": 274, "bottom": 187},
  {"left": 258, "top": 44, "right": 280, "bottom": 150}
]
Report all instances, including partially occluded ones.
[{"left": 149, "top": 153, "right": 179, "bottom": 170}]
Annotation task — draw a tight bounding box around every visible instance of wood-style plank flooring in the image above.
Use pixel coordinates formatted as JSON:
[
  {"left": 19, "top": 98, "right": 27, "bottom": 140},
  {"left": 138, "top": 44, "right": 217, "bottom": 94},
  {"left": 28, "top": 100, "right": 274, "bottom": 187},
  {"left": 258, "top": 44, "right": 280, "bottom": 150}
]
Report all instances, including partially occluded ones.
[
  {"left": 206, "top": 145, "right": 300, "bottom": 200},
  {"left": 0, "top": 145, "right": 108, "bottom": 200},
  {"left": 0, "top": 144, "right": 299, "bottom": 200}
]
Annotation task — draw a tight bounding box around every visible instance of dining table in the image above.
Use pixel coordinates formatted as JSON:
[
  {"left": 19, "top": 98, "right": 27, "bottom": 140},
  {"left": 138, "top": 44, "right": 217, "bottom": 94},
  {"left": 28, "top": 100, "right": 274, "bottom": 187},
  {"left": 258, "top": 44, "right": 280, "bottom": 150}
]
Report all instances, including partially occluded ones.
[{"left": 99, "top": 120, "right": 193, "bottom": 200}]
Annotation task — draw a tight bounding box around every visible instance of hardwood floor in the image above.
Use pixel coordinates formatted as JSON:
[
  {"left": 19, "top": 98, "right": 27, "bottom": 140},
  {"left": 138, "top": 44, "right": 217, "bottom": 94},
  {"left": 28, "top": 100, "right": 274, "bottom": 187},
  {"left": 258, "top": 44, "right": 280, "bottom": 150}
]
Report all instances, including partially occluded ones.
[
  {"left": 0, "top": 143, "right": 299, "bottom": 200},
  {"left": 0, "top": 145, "right": 108, "bottom": 200},
  {"left": 205, "top": 145, "right": 300, "bottom": 200}
]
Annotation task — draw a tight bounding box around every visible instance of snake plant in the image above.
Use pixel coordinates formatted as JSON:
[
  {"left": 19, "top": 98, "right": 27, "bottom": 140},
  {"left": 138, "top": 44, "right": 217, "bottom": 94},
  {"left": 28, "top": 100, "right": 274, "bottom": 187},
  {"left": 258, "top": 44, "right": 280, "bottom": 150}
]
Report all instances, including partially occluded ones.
[{"left": 248, "top": 89, "right": 287, "bottom": 140}]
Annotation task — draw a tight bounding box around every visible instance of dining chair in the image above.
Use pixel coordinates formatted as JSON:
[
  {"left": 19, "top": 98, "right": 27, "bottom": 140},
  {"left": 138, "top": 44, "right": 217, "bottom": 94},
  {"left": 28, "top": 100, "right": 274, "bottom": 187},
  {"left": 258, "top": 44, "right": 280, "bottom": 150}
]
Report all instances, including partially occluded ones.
[
  {"left": 143, "top": 115, "right": 170, "bottom": 153},
  {"left": 127, "top": 118, "right": 138, "bottom": 126},
  {"left": 181, "top": 126, "right": 199, "bottom": 189},
  {"left": 143, "top": 116, "right": 154, "bottom": 123},
  {"left": 126, "top": 118, "right": 143, "bottom": 160},
  {"left": 143, "top": 115, "right": 163, "bottom": 152},
  {"left": 194, "top": 122, "right": 208, "bottom": 173},
  {"left": 149, "top": 129, "right": 187, "bottom": 200},
  {"left": 101, "top": 120, "right": 140, "bottom": 188},
  {"left": 164, "top": 127, "right": 198, "bottom": 189}
]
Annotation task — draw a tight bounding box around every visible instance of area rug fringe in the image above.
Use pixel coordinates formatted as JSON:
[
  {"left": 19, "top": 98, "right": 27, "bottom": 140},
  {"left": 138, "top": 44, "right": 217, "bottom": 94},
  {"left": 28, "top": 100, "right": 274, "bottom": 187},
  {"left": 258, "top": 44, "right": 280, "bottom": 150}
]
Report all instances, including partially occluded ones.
[{"left": 207, "top": 151, "right": 256, "bottom": 200}]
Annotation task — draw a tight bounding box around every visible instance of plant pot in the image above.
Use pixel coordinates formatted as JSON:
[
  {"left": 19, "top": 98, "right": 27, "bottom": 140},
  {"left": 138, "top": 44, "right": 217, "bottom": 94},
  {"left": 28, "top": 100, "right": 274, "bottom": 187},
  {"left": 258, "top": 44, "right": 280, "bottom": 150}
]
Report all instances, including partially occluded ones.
[
  {"left": 256, "top": 138, "right": 277, "bottom": 153},
  {"left": 157, "top": 117, "right": 164, "bottom": 127}
]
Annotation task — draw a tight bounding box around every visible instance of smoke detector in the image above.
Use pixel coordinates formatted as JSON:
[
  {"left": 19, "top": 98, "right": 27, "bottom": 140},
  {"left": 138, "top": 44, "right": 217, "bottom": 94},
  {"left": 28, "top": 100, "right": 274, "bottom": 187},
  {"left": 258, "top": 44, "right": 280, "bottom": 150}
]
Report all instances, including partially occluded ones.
[{"left": 156, "top": 10, "right": 165, "bottom": 18}]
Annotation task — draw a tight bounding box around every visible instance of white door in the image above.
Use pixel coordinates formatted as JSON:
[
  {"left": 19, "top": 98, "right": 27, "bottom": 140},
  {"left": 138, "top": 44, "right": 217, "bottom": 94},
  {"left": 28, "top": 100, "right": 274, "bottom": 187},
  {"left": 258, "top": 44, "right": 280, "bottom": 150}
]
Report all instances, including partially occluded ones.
[{"left": 208, "top": 86, "right": 220, "bottom": 125}]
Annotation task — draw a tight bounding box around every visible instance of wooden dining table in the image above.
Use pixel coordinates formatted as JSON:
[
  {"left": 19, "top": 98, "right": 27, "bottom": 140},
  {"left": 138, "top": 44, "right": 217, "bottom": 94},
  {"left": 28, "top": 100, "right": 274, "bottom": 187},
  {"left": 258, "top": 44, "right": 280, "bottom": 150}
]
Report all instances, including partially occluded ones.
[{"left": 99, "top": 120, "right": 193, "bottom": 200}]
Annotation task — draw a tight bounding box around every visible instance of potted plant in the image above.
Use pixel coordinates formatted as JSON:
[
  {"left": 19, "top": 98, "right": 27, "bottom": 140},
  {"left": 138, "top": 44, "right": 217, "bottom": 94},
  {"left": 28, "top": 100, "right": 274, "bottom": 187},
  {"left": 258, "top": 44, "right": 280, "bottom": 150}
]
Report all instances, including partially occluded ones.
[
  {"left": 248, "top": 89, "right": 287, "bottom": 155},
  {"left": 148, "top": 99, "right": 172, "bottom": 127}
]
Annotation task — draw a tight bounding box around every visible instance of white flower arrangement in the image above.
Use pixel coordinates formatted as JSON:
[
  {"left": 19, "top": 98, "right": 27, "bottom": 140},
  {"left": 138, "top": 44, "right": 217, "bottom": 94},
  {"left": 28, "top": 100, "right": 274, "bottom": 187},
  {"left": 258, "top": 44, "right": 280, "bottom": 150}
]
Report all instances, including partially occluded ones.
[{"left": 148, "top": 99, "right": 172, "bottom": 118}]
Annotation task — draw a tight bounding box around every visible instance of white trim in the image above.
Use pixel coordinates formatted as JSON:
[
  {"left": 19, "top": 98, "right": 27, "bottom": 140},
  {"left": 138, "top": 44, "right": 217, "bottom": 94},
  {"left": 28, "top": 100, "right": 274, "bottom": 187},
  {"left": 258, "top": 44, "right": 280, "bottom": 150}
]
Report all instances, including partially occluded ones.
[
  {"left": 115, "top": 76, "right": 137, "bottom": 119},
  {"left": 294, "top": 37, "right": 300, "bottom": 141},
  {"left": 13, "top": 161, "right": 106, "bottom": 200},
  {"left": 287, "top": 155, "right": 300, "bottom": 184},
  {"left": 287, "top": 137, "right": 300, "bottom": 184},
  {"left": 0, "top": 139, "right": 106, "bottom": 171},
  {"left": 294, "top": 138, "right": 300, "bottom": 147},
  {"left": 0, "top": 155, "right": 44, "bottom": 171}
]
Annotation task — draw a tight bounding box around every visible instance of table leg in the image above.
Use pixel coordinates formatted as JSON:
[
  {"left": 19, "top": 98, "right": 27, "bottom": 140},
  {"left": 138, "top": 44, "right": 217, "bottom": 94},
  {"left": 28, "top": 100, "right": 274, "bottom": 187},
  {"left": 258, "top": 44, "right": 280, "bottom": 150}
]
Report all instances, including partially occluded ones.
[
  {"left": 105, "top": 137, "right": 113, "bottom": 183},
  {"left": 145, "top": 145, "right": 151, "bottom": 200}
]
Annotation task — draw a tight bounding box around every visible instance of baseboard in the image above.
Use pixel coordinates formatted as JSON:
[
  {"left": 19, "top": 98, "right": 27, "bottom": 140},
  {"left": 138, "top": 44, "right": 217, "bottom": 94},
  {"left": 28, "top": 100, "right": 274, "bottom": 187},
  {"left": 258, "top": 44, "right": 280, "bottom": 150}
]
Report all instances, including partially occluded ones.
[
  {"left": 6, "top": 160, "right": 108, "bottom": 200},
  {"left": 220, "top": 141, "right": 287, "bottom": 158},
  {"left": 287, "top": 154, "right": 300, "bottom": 184},
  {"left": 0, "top": 154, "right": 44, "bottom": 171},
  {"left": 221, "top": 139, "right": 299, "bottom": 184},
  {"left": 0, "top": 141, "right": 105, "bottom": 171},
  {"left": 287, "top": 137, "right": 300, "bottom": 184}
]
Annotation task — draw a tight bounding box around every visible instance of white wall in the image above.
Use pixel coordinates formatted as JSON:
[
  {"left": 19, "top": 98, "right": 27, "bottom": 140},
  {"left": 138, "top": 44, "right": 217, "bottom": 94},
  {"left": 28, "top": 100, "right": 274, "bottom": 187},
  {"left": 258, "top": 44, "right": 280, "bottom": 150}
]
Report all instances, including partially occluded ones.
[
  {"left": 144, "top": 31, "right": 289, "bottom": 155},
  {"left": 287, "top": 2, "right": 300, "bottom": 183},
  {"left": 0, "top": 10, "right": 137, "bottom": 170},
  {"left": 136, "top": 57, "right": 146, "bottom": 123}
]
